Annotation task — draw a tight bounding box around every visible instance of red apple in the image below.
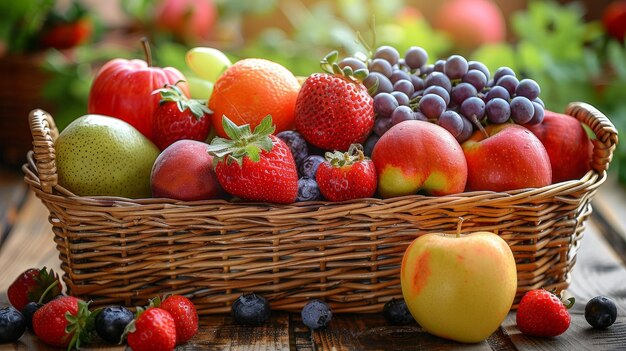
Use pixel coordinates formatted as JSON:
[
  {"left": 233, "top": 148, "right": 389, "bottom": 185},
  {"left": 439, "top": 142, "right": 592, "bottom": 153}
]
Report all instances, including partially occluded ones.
[
  {"left": 151, "top": 140, "right": 222, "bottom": 201},
  {"left": 434, "top": 0, "right": 506, "bottom": 49},
  {"left": 525, "top": 110, "right": 593, "bottom": 184},
  {"left": 371, "top": 120, "right": 467, "bottom": 198},
  {"left": 155, "top": 0, "right": 217, "bottom": 43},
  {"left": 603, "top": 1, "right": 626, "bottom": 42},
  {"left": 462, "top": 124, "right": 551, "bottom": 192},
  {"left": 88, "top": 41, "right": 189, "bottom": 142}
]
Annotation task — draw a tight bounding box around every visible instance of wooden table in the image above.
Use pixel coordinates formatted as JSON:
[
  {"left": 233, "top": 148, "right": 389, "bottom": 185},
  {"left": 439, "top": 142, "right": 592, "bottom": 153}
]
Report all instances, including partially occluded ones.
[{"left": 1, "top": 167, "right": 625, "bottom": 351}]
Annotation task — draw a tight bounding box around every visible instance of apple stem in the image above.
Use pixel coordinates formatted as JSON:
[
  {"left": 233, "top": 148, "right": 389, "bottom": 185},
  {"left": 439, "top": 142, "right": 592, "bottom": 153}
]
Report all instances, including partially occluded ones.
[
  {"left": 141, "top": 37, "right": 152, "bottom": 67},
  {"left": 456, "top": 217, "right": 465, "bottom": 238},
  {"left": 469, "top": 114, "right": 489, "bottom": 139}
]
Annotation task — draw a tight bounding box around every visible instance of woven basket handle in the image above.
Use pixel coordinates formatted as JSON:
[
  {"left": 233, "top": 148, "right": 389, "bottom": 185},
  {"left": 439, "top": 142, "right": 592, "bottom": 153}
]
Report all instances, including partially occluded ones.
[
  {"left": 566, "top": 102, "right": 619, "bottom": 174},
  {"left": 28, "top": 109, "right": 59, "bottom": 194}
]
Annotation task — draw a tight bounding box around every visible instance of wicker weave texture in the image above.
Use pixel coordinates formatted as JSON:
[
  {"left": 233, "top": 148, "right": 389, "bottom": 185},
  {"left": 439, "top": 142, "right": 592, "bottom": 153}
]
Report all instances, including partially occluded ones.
[{"left": 23, "top": 103, "right": 618, "bottom": 315}]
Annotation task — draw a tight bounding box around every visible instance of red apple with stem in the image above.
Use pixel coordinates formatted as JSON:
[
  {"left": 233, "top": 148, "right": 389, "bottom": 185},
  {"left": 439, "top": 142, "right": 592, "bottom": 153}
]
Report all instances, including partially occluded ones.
[{"left": 87, "top": 38, "right": 189, "bottom": 142}]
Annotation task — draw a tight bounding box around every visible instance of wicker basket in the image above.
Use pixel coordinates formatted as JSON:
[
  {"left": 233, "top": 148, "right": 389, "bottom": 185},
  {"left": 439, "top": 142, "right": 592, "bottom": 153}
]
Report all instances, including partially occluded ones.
[{"left": 23, "top": 102, "right": 618, "bottom": 315}]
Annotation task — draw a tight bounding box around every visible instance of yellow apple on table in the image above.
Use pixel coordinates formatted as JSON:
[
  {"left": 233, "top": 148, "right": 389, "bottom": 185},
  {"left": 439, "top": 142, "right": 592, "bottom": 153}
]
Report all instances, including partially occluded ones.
[{"left": 400, "top": 229, "right": 517, "bottom": 343}]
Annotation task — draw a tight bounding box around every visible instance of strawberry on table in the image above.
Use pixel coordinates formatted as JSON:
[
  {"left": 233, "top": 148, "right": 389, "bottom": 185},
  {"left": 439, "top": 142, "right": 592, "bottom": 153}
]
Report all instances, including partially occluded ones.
[
  {"left": 32, "top": 296, "right": 93, "bottom": 349},
  {"left": 206, "top": 115, "right": 298, "bottom": 204},
  {"left": 316, "top": 144, "right": 377, "bottom": 201},
  {"left": 126, "top": 307, "right": 177, "bottom": 351},
  {"left": 7, "top": 267, "right": 62, "bottom": 311},
  {"left": 160, "top": 295, "right": 199, "bottom": 344},
  {"left": 516, "top": 289, "right": 574, "bottom": 337},
  {"left": 295, "top": 51, "right": 375, "bottom": 151},
  {"left": 152, "top": 81, "right": 212, "bottom": 150}
]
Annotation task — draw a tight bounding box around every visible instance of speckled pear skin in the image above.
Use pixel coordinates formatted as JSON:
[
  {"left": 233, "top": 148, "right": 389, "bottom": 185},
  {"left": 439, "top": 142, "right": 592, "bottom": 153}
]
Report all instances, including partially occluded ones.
[{"left": 55, "top": 114, "right": 160, "bottom": 198}]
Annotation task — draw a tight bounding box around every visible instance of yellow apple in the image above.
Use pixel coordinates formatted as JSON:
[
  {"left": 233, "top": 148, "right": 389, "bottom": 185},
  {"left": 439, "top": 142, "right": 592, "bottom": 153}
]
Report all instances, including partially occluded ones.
[{"left": 400, "top": 231, "right": 517, "bottom": 343}]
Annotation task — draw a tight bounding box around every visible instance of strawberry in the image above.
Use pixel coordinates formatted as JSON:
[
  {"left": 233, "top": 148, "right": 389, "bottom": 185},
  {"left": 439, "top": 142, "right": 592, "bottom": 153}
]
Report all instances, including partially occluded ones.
[
  {"left": 316, "top": 144, "right": 377, "bottom": 201},
  {"left": 7, "top": 267, "right": 62, "bottom": 311},
  {"left": 295, "top": 51, "right": 374, "bottom": 151},
  {"left": 152, "top": 82, "right": 212, "bottom": 150},
  {"left": 516, "top": 289, "right": 574, "bottom": 337},
  {"left": 126, "top": 307, "right": 176, "bottom": 351},
  {"left": 206, "top": 115, "right": 298, "bottom": 204},
  {"left": 160, "top": 295, "right": 199, "bottom": 344},
  {"left": 32, "top": 296, "right": 94, "bottom": 349}
]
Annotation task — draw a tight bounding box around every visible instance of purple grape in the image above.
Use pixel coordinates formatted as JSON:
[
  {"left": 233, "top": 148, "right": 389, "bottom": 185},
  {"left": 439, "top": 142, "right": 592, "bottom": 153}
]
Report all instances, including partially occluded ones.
[
  {"left": 496, "top": 75, "right": 519, "bottom": 96},
  {"left": 468, "top": 61, "right": 490, "bottom": 81},
  {"left": 338, "top": 57, "right": 367, "bottom": 71},
  {"left": 364, "top": 72, "right": 393, "bottom": 96},
  {"left": 390, "top": 69, "right": 411, "bottom": 84},
  {"left": 493, "top": 66, "right": 516, "bottom": 83},
  {"left": 391, "top": 91, "right": 410, "bottom": 106},
  {"left": 425, "top": 72, "right": 452, "bottom": 92},
  {"left": 363, "top": 134, "right": 379, "bottom": 157},
  {"left": 391, "top": 105, "right": 415, "bottom": 125},
  {"left": 419, "top": 94, "right": 446, "bottom": 119},
  {"left": 413, "top": 111, "right": 428, "bottom": 121},
  {"left": 393, "top": 79, "right": 415, "bottom": 97},
  {"left": 485, "top": 86, "right": 511, "bottom": 102},
  {"left": 462, "top": 69, "right": 487, "bottom": 91},
  {"left": 434, "top": 60, "right": 446, "bottom": 73},
  {"left": 460, "top": 96, "right": 486, "bottom": 120},
  {"left": 438, "top": 110, "right": 464, "bottom": 137},
  {"left": 444, "top": 55, "right": 468, "bottom": 80},
  {"left": 455, "top": 116, "right": 474, "bottom": 143},
  {"left": 410, "top": 75, "right": 425, "bottom": 91},
  {"left": 396, "top": 58, "right": 410, "bottom": 72},
  {"left": 420, "top": 64, "right": 434, "bottom": 76},
  {"left": 515, "top": 79, "right": 541, "bottom": 100},
  {"left": 373, "top": 93, "right": 398, "bottom": 118},
  {"left": 533, "top": 97, "right": 545, "bottom": 108},
  {"left": 297, "top": 178, "right": 323, "bottom": 202},
  {"left": 485, "top": 98, "right": 511, "bottom": 124},
  {"left": 423, "top": 86, "right": 451, "bottom": 105},
  {"left": 525, "top": 102, "right": 545, "bottom": 125},
  {"left": 451, "top": 82, "right": 478, "bottom": 106},
  {"left": 299, "top": 155, "right": 325, "bottom": 179},
  {"left": 374, "top": 117, "right": 393, "bottom": 136},
  {"left": 369, "top": 58, "right": 393, "bottom": 77},
  {"left": 276, "top": 130, "right": 309, "bottom": 167},
  {"left": 404, "top": 46, "right": 428, "bottom": 70},
  {"left": 374, "top": 45, "right": 400, "bottom": 65},
  {"left": 510, "top": 96, "right": 535, "bottom": 124}
]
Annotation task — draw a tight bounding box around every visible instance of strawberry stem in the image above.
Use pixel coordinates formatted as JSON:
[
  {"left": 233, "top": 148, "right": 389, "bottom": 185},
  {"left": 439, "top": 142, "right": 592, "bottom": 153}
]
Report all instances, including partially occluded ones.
[
  {"left": 141, "top": 37, "right": 152, "bottom": 67},
  {"left": 38, "top": 280, "right": 61, "bottom": 304}
]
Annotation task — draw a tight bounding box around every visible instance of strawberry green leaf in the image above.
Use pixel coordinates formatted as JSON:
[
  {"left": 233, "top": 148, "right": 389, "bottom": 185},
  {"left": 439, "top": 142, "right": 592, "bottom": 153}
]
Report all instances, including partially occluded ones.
[{"left": 207, "top": 115, "right": 276, "bottom": 166}]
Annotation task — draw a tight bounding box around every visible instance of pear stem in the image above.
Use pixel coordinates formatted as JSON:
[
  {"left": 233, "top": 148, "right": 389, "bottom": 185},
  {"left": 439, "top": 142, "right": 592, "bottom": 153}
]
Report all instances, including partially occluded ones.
[
  {"left": 456, "top": 217, "right": 465, "bottom": 238},
  {"left": 141, "top": 37, "right": 152, "bottom": 67}
]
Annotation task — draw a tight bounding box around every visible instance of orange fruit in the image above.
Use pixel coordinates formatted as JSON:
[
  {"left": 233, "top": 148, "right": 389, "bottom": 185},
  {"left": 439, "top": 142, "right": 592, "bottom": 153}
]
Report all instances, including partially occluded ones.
[{"left": 208, "top": 58, "right": 300, "bottom": 137}]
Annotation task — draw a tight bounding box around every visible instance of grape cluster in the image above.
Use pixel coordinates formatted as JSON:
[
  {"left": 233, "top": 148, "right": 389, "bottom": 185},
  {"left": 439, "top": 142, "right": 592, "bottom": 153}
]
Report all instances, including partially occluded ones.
[{"left": 339, "top": 45, "right": 545, "bottom": 149}]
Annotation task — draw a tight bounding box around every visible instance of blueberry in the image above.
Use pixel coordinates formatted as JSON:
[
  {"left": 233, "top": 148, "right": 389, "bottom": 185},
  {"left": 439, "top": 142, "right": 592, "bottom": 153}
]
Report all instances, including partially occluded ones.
[
  {"left": 276, "top": 130, "right": 309, "bottom": 167},
  {"left": 297, "top": 178, "right": 322, "bottom": 202},
  {"left": 0, "top": 306, "right": 26, "bottom": 343},
  {"left": 299, "top": 155, "right": 325, "bottom": 179},
  {"left": 363, "top": 134, "right": 379, "bottom": 157},
  {"left": 95, "top": 306, "right": 134, "bottom": 344},
  {"left": 21, "top": 302, "right": 43, "bottom": 330},
  {"left": 585, "top": 296, "right": 617, "bottom": 329},
  {"left": 232, "top": 293, "right": 271, "bottom": 326},
  {"left": 383, "top": 298, "right": 414, "bottom": 325},
  {"left": 301, "top": 299, "right": 332, "bottom": 330}
]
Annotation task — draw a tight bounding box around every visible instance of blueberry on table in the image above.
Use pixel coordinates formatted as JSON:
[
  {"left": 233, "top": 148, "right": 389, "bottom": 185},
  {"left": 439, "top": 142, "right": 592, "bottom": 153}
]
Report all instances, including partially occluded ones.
[
  {"left": 0, "top": 306, "right": 26, "bottom": 343},
  {"left": 232, "top": 293, "right": 271, "bottom": 326},
  {"left": 383, "top": 298, "right": 415, "bottom": 326},
  {"left": 301, "top": 299, "right": 333, "bottom": 330},
  {"left": 21, "top": 302, "right": 43, "bottom": 330},
  {"left": 95, "top": 306, "right": 134, "bottom": 343},
  {"left": 585, "top": 296, "right": 617, "bottom": 329}
]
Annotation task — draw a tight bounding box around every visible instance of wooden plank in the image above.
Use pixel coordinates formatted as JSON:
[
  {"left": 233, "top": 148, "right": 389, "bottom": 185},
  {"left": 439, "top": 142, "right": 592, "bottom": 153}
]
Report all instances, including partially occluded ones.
[
  {"left": 0, "top": 167, "right": 28, "bottom": 247},
  {"left": 591, "top": 175, "right": 626, "bottom": 264}
]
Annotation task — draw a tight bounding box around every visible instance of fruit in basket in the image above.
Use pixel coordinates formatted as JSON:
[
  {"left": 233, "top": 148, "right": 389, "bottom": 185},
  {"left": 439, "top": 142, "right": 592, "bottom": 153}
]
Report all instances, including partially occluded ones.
[
  {"left": 7, "top": 267, "right": 62, "bottom": 311},
  {"left": 152, "top": 82, "right": 212, "bottom": 150},
  {"left": 209, "top": 58, "right": 300, "bottom": 138},
  {"left": 33, "top": 296, "right": 92, "bottom": 348},
  {"left": 400, "top": 231, "right": 517, "bottom": 343},
  {"left": 276, "top": 130, "right": 309, "bottom": 168},
  {"left": 56, "top": 115, "right": 160, "bottom": 198},
  {"left": 88, "top": 40, "right": 189, "bottom": 142},
  {"left": 462, "top": 124, "right": 551, "bottom": 192},
  {"left": 434, "top": 0, "right": 506, "bottom": 49},
  {"left": 160, "top": 295, "right": 199, "bottom": 344},
  {"left": 155, "top": 0, "right": 217, "bottom": 43},
  {"left": 95, "top": 306, "right": 134, "bottom": 344},
  {"left": 301, "top": 299, "right": 333, "bottom": 330},
  {"left": 186, "top": 47, "right": 232, "bottom": 82},
  {"left": 371, "top": 120, "right": 467, "bottom": 197},
  {"left": 207, "top": 115, "right": 298, "bottom": 204},
  {"left": 295, "top": 51, "right": 374, "bottom": 151},
  {"left": 297, "top": 177, "right": 323, "bottom": 201},
  {"left": 232, "top": 293, "right": 271, "bottom": 326},
  {"left": 0, "top": 306, "right": 26, "bottom": 343},
  {"left": 127, "top": 307, "right": 177, "bottom": 351},
  {"left": 316, "top": 144, "right": 377, "bottom": 201},
  {"left": 151, "top": 140, "right": 222, "bottom": 201},
  {"left": 526, "top": 110, "right": 593, "bottom": 183},
  {"left": 516, "top": 289, "right": 574, "bottom": 337},
  {"left": 585, "top": 296, "right": 617, "bottom": 329}
]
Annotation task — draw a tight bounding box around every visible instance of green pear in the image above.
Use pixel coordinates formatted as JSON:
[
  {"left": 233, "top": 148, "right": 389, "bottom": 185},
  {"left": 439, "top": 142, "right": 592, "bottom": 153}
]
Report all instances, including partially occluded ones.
[{"left": 55, "top": 114, "right": 160, "bottom": 198}]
